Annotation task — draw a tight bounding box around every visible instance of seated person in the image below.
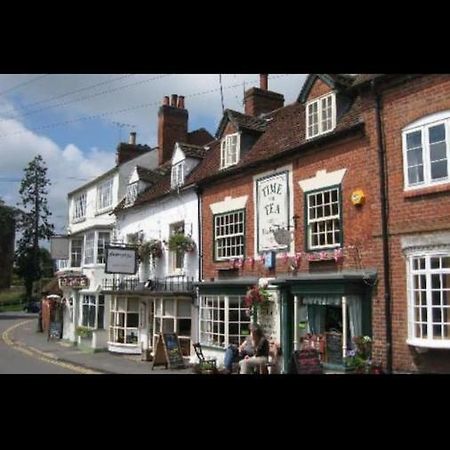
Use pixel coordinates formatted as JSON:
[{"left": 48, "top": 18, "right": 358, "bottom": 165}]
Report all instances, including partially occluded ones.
[
  {"left": 239, "top": 323, "right": 269, "bottom": 374},
  {"left": 222, "top": 333, "right": 255, "bottom": 374}
]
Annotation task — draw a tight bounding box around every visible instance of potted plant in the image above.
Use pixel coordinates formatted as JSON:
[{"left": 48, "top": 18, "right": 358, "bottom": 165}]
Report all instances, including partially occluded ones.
[
  {"left": 167, "top": 233, "right": 196, "bottom": 253},
  {"left": 76, "top": 326, "right": 93, "bottom": 339},
  {"left": 138, "top": 239, "right": 163, "bottom": 260},
  {"left": 244, "top": 285, "right": 271, "bottom": 319}
]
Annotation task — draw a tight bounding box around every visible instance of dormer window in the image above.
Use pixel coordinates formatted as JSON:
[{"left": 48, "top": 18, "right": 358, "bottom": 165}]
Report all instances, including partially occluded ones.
[
  {"left": 220, "top": 133, "right": 240, "bottom": 169},
  {"left": 125, "top": 182, "right": 138, "bottom": 206},
  {"left": 171, "top": 161, "right": 185, "bottom": 189},
  {"left": 306, "top": 93, "right": 336, "bottom": 139}
]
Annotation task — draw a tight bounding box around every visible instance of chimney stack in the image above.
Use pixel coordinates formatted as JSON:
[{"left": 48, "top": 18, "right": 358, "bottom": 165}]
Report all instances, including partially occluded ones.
[
  {"left": 244, "top": 74, "right": 284, "bottom": 117},
  {"left": 260, "top": 74, "right": 268, "bottom": 91},
  {"left": 158, "top": 94, "right": 188, "bottom": 166},
  {"left": 129, "top": 131, "right": 136, "bottom": 145}
]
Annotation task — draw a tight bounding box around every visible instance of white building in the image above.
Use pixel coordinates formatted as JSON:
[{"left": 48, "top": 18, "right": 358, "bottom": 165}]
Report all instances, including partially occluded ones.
[
  {"left": 104, "top": 94, "right": 213, "bottom": 357},
  {"left": 57, "top": 133, "right": 158, "bottom": 351}
]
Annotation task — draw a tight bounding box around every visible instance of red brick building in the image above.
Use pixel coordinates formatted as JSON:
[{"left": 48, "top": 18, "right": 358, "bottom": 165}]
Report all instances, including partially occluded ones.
[{"left": 192, "top": 74, "right": 450, "bottom": 373}]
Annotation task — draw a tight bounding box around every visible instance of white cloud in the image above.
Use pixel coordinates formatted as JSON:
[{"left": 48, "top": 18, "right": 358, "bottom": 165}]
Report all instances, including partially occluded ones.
[{"left": 0, "top": 73, "right": 308, "bottom": 236}]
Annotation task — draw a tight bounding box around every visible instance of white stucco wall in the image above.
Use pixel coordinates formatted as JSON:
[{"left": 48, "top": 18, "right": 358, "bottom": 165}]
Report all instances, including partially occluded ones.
[{"left": 116, "top": 189, "right": 200, "bottom": 280}]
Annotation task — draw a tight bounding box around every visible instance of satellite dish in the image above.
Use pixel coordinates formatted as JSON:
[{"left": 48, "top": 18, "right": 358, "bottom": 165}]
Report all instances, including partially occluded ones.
[{"left": 273, "top": 228, "right": 292, "bottom": 246}]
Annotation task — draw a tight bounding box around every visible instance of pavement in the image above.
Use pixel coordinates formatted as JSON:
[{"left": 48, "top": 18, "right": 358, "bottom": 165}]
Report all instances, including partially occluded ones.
[{"left": 4, "top": 313, "right": 194, "bottom": 374}]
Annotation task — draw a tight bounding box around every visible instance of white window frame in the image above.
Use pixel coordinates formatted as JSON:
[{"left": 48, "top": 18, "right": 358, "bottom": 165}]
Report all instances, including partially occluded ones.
[
  {"left": 153, "top": 298, "right": 192, "bottom": 355},
  {"left": 171, "top": 161, "right": 185, "bottom": 188},
  {"left": 70, "top": 237, "right": 83, "bottom": 268},
  {"left": 96, "top": 178, "right": 114, "bottom": 213},
  {"left": 402, "top": 113, "right": 450, "bottom": 191},
  {"left": 307, "top": 186, "right": 341, "bottom": 250},
  {"left": 169, "top": 222, "right": 185, "bottom": 275},
  {"left": 199, "top": 295, "right": 251, "bottom": 349},
  {"left": 125, "top": 182, "right": 139, "bottom": 206},
  {"left": 406, "top": 252, "right": 450, "bottom": 348},
  {"left": 97, "top": 231, "right": 110, "bottom": 264},
  {"left": 80, "top": 294, "right": 105, "bottom": 330},
  {"left": 84, "top": 232, "right": 95, "bottom": 265},
  {"left": 306, "top": 92, "right": 336, "bottom": 139},
  {"left": 109, "top": 296, "right": 140, "bottom": 346},
  {"left": 220, "top": 133, "right": 241, "bottom": 169},
  {"left": 214, "top": 209, "right": 245, "bottom": 261},
  {"left": 72, "top": 192, "right": 86, "bottom": 222}
]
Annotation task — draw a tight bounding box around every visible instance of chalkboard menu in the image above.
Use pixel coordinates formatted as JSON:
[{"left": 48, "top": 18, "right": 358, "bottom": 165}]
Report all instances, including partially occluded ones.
[
  {"left": 163, "top": 333, "right": 185, "bottom": 369},
  {"left": 325, "top": 331, "right": 343, "bottom": 365},
  {"left": 152, "top": 333, "right": 185, "bottom": 370},
  {"left": 48, "top": 321, "right": 62, "bottom": 340},
  {"left": 289, "top": 349, "right": 323, "bottom": 374}
]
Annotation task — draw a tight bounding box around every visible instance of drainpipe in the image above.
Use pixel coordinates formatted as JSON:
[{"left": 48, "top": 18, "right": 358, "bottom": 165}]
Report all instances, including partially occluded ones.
[
  {"left": 372, "top": 80, "right": 393, "bottom": 374},
  {"left": 196, "top": 186, "right": 203, "bottom": 344}
]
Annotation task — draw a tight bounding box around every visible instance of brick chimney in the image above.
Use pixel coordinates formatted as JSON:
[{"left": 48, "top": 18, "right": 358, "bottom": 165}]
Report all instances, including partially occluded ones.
[
  {"left": 244, "top": 74, "right": 284, "bottom": 117},
  {"left": 158, "top": 94, "right": 188, "bottom": 165}
]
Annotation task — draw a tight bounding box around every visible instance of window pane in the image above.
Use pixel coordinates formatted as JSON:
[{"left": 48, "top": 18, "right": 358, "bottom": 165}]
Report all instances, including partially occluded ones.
[
  {"left": 431, "top": 257, "right": 440, "bottom": 269},
  {"left": 430, "top": 141, "right": 447, "bottom": 161},
  {"left": 429, "top": 124, "right": 445, "bottom": 144},
  {"left": 431, "top": 161, "right": 448, "bottom": 180},
  {"left": 408, "top": 166, "right": 424, "bottom": 185},
  {"left": 407, "top": 148, "right": 423, "bottom": 166},
  {"left": 407, "top": 131, "right": 422, "bottom": 149},
  {"left": 178, "top": 300, "right": 191, "bottom": 317}
]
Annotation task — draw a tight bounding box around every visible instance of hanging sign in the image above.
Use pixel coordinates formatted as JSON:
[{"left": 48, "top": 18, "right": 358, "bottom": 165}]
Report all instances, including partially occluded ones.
[
  {"left": 256, "top": 171, "right": 290, "bottom": 253},
  {"left": 105, "top": 246, "right": 138, "bottom": 275}
]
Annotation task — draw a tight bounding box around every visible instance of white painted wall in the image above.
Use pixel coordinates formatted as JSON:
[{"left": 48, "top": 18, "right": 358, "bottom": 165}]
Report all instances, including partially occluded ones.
[{"left": 116, "top": 189, "right": 200, "bottom": 280}]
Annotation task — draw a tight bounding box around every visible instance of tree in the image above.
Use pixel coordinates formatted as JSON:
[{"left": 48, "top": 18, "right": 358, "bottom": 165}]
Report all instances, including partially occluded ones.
[
  {"left": 15, "top": 155, "right": 54, "bottom": 300},
  {"left": 0, "top": 197, "right": 16, "bottom": 289}
]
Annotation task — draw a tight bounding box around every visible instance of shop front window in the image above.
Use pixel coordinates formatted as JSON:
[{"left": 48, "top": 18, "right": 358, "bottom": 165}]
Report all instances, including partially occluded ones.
[
  {"left": 153, "top": 297, "right": 192, "bottom": 355},
  {"left": 295, "top": 296, "right": 363, "bottom": 367},
  {"left": 109, "top": 297, "right": 139, "bottom": 345},
  {"left": 81, "top": 294, "right": 104, "bottom": 329},
  {"left": 199, "top": 295, "right": 250, "bottom": 348}
]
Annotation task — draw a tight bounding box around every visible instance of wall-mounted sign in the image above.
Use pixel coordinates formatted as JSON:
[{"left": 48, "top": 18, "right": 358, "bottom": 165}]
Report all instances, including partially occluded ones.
[
  {"left": 105, "top": 246, "right": 138, "bottom": 275},
  {"left": 50, "top": 236, "right": 69, "bottom": 259},
  {"left": 59, "top": 275, "right": 89, "bottom": 289},
  {"left": 256, "top": 171, "right": 290, "bottom": 253}
]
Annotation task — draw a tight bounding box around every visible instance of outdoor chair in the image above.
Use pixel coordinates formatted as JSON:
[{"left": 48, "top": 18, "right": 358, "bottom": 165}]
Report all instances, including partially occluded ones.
[{"left": 193, "top": 343, "right": 217, "bottom": 371}]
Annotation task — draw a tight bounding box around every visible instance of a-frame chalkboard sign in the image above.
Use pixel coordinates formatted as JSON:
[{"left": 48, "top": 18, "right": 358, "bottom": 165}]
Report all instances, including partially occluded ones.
[{"left": 152, "top": 333, "right": 186, "bottom": 370}]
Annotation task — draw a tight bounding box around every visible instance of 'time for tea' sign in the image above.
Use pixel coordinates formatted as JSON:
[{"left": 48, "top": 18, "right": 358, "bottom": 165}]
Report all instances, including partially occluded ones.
[{"left": 256, "top": 171, "right": 290, "bottom": 252}]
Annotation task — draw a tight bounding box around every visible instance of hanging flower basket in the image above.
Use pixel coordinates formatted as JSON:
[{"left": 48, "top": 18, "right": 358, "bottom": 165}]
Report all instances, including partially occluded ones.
[
  {"left": 138, "top": 239, "right": 163, "bottom": 260},
  {"left": 244, "top": 285, "right": 271, "bottom": 318},
  {"left": 168, "top": 233, "right": 196, "bottom": 253}
]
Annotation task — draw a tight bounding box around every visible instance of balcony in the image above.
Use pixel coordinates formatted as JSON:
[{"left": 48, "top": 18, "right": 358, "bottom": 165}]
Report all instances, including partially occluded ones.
[{"left": 102, "top": 276, "right": 195, "bottom": 294}]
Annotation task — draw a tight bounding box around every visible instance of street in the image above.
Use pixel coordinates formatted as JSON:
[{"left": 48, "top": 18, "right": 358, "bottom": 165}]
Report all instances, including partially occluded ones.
[{"left": 0, "top": 313, "right": 77, "bottom": 374}]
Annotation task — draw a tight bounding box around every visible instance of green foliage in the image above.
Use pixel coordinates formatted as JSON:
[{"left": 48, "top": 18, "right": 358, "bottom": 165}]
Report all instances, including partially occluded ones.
[
  {"left": 76, "top": 326, "right": 93, "bottom": 338},
  {"left": 168, "top": 233, "right": 195, "bottom": 252},
  {"left": 15, "top": 155, "right": 54, "bottom": 300},
  {"left": 138, "top": 239, "right": 163, "bottom": 260}
]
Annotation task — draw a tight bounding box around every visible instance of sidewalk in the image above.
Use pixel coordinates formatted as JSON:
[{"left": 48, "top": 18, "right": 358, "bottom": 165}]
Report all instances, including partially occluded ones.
[{"left": 9, "top": 315, "right": 194, "bottom": 375}]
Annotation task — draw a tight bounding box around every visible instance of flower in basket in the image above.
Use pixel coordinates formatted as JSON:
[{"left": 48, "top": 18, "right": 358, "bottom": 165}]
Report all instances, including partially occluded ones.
[
  {"left": 345, "top": 335, "right": 373, "bottom": 373},
  {"left": 168, "top": 233, "right": 196, "bottom": 253},
  {"left": 138, "top": 239, "right": 163, "bottom": 260},
  {"left": 244, "top": 285, "right": 271, "bottom": 317}
]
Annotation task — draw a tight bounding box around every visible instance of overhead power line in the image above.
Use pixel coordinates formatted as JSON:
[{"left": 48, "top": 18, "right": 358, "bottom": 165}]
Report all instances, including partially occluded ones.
[
  {"left": 0, "top": 74, "right": 50, "bottom": 97},
  {"left": 0, "top": 74, "right": 135, "bottom": 119},
  {"left": 0, "top": 74, "right": 172, "bottom": 124},
  {"left": 0, "top": 74, "right": 291, "bottom": 140}
]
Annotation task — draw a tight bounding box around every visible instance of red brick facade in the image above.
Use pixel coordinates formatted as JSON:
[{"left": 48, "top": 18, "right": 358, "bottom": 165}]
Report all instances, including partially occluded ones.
[{"left": 199, "top": 74, "right": 450, "bottom": 373}]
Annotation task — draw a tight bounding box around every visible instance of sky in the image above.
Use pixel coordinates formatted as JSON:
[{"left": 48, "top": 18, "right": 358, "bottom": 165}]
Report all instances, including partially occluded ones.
[{"left": 0, "top": 74, "right": 307, "bottom": 236}]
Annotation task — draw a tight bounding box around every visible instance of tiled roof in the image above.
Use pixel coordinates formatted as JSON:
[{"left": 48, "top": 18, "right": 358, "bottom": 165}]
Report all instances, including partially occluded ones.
[
  {"left": 187, "top": 128, "right": 214, "bottom": 146},
  {"left": 351, "top": 74, "right": 384, "bottom": 86},
  {"left": 136, "top": 166, "right": 156, "bottom": 183},
  {"left": 179, "top": 143, "right": 208, "bottom": 159},
  {"left": 191, "top": 96, "right": 364, "bottom": 184},
  {"left": 216, "top": 109, "right": 268, "bottom": 137}
]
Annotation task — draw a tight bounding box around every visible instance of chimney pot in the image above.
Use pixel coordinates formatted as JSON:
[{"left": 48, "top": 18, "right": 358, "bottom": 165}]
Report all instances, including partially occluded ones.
[
  {"left": 170, "top": 94, "right": 178, "bottom": 107},
  {"left": 260, "top": 74, "right": 268, "bottom": 91},
  {"left": 177, "top": 95, "right": 185, "bottom": 109},
  {"left": 162, "top": 96, "right": 170, "bottom": 106},
  {"left": 129, "top": 132, "right": 136, "bottom": 145}
]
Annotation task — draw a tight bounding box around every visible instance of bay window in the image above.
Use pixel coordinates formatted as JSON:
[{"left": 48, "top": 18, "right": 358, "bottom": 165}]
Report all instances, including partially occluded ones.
[
  {"left": 81, "top": 294, "right": 105, "bottom": 329},
  {"left": 109, "top": 297, "right": 139, "bottom": 345}
]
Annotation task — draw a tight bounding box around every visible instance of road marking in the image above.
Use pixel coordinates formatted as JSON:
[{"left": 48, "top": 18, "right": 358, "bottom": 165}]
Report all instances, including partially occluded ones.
[{"left": 1, "top": 320, "right": 102, "bottom": 374}]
